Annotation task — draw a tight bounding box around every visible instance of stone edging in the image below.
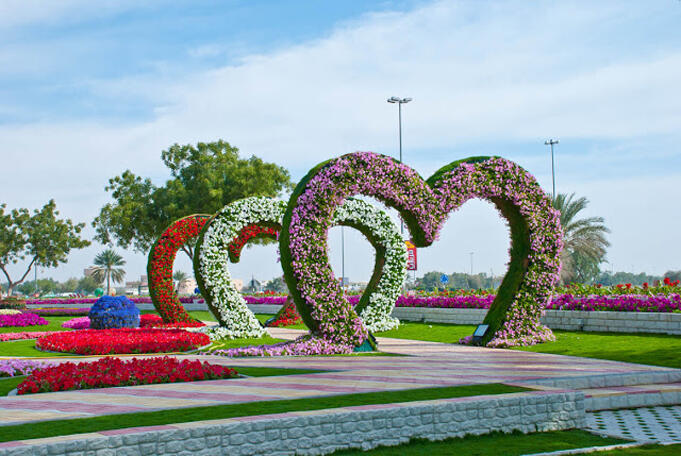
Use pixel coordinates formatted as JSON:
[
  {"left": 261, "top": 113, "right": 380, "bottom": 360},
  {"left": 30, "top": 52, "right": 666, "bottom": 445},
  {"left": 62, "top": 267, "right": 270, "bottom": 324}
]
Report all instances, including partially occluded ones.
[{"left": 0, "top": 390, "right": 584, "bottom": 456}]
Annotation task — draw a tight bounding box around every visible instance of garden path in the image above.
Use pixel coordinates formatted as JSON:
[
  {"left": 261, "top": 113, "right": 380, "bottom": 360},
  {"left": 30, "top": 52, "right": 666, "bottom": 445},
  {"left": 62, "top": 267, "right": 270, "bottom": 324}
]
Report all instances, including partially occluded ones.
[{"left": 0, "top": 328, "right": 679, "bottom": 426}]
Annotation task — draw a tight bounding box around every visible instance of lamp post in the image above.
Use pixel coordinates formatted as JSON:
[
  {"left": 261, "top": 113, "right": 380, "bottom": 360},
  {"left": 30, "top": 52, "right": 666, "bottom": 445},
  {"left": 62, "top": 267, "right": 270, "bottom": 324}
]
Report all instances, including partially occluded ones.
[
  {"left": 387, "top": 96, "right": 412, "bottom": 235},
  {"left": 544, "top": 139, "right": 559, "bottom": 200},
  {"left": 341, "top": 226, "right": 345, "bottom": 292}
]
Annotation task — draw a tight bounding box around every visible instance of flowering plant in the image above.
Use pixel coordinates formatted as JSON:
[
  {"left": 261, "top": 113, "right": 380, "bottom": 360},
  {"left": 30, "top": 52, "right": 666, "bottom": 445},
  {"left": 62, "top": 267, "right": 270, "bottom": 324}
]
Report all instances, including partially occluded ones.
[
  {"left": 147, "top": 214, "right": 210, "bottom": 324},
  {"left": 0, "top": 309, "right": 22, "bottom": 315},
  {"left": 61, "top": 317, "right": 90, "bottom": 329},
  {"left": 0, "top": 312, "right": 49, "bottom": 327},
  {"left": 0, "top": 359, "right": 52, "bottom": 377},
  {"left": 89, "top": 296, "right": 140, "bottom": 329},
  {"left": 24, "top": 307, "right": 90, "bottom": 316},
  {"left": 194, "top": 196, "right": 405, "bottom": 343},
  {"left": 266, "top": 297, "right": 303, "bottom": 327},
  {"left": 207, "top": 335, "right": 353, "bottom": 357},
  {"left": 17, "top": 356, "right": 237, "bottom": 394},
  {"left": 0, "top": 331, "right": 63, "bottom": 341},
  {"left": 36, "top": 328, "right": 210, "bottom": 355},
  {"left": 280, "top": 152, "right": 562, "bottom": 348}
]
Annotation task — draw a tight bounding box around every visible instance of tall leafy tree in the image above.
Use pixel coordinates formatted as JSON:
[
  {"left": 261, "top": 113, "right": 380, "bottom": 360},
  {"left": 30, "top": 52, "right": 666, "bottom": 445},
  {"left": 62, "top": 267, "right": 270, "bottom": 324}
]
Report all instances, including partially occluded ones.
[
  {"left": 90, "top": 249, "right": 126, "bottom": 295},
  {"left": 93, "top": 140, "right": 292, "bottom": 259},
  {"left": 553, "top": 193, "right": 610, "bottom": 284},
  {"left": 0, "top": 200, "right": 90, "bottom": 296}
]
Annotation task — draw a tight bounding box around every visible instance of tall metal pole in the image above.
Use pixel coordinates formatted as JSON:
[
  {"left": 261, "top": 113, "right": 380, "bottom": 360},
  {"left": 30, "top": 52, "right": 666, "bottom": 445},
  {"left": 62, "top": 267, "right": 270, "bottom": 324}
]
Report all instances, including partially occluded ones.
[
  {"left": 341, "top": 226, "right": 345, "bottom": 291},
  {"left": 387, "top": 96, "right": 412, "bottom": 235},
  {"left": 469, "top": 252, "right": 474, "bottom": 275},
  {"left": 544, "top": 139, "right": 559, "bottom": 200}
]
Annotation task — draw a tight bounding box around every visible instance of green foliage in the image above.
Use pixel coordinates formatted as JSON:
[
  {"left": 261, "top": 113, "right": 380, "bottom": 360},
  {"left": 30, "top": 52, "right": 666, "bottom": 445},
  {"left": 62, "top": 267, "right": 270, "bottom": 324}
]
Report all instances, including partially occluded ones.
[
  {"left": 0, "top": 200, "right": 90, "bottom": 295},
  {"left": 93, "top": 140, "right": 293, "bottom": 259},
  {"left": 172, "top": 270, "right": 188, "bottom": 282},
  {"left": 553, "top": 193, "right": 610, "bottom": 284},
  {"left": 90, "top": 249, "right": 126, "bottom": 295},
  {"left": 416, "top": 271, "right": 498, "bottom": 291}
]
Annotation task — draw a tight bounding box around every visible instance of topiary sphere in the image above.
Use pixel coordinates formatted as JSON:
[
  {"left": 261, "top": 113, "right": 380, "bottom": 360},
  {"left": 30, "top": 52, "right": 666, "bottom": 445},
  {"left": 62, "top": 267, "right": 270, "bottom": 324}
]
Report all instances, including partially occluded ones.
[{"left": 88, "top": 296, "right": 140, "bottom": 329}]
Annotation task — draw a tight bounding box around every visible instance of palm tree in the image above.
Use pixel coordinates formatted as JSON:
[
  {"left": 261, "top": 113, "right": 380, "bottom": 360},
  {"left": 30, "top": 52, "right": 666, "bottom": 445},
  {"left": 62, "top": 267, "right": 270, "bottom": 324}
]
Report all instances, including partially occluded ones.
[
  {"left": 553, "top": 193, "right": 610, "bottom": 284},
  {"left": 173, "top": 271, "right": 188, "bottom": 283},
  {"left": 90, "top": 249, "right": 126, "bottom": 295}
]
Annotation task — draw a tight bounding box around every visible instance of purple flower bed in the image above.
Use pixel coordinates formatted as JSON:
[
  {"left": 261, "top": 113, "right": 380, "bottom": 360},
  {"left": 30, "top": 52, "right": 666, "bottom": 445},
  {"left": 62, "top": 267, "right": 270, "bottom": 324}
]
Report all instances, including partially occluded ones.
[
  {"left": 26, "top": 297, "right": 201, "bottom": 306},
  {"left": 0, "top": 359, "right": 52, "bottom": 377},
  {"left": 23, "top": 308, "right": 90, "bottom": 316},
  {"left": 61, "top": 317, "right": 91, "bottom": 330},
  {"left": 238, "top": 293, "right": 681, "bottom": 313},
  {"left": 0, "top": 313, "right": 49, "bottom": 328}
]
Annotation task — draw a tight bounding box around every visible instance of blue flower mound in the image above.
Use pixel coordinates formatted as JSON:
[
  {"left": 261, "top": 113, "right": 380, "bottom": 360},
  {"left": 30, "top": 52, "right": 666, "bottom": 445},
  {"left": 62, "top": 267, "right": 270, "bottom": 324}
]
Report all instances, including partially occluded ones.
[{"left": 88, "top": 296, "right": 140, "bottom": 329}]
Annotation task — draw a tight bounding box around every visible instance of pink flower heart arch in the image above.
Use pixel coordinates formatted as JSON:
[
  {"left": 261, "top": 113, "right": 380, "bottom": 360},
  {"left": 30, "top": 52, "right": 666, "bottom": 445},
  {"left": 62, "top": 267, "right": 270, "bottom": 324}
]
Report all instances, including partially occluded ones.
[{"left": 279, "top": 152, "right": 563, "bottom": 349}]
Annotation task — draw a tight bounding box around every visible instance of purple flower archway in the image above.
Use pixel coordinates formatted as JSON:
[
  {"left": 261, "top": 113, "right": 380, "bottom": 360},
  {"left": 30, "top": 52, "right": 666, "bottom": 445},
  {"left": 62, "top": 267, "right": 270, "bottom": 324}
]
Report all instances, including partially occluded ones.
[{"left": 280, "top": 152, "right": 563, "bottom": 349}]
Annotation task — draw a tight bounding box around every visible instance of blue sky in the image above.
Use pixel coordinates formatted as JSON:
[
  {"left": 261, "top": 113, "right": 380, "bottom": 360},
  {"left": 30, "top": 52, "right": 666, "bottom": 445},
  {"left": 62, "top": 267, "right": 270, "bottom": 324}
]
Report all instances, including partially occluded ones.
[{"left": 1, "top": 0, "right": 680, "bottom": 285}]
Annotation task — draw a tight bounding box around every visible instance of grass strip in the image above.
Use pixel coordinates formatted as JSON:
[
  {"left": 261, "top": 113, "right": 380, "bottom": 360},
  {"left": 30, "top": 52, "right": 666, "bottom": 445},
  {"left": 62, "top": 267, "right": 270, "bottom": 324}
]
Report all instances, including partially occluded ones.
[
  {"left": 593, "top": 444, "right": 681, "bottom": 455},
  {"left": 329, "top": 429, "right": 628, "bottom": 456},
  {"left": 0, "top": 376, "right": 25, "bottom": 395},
  {"left": 0, "top": 383, "right": 527, "bottom": 443}
]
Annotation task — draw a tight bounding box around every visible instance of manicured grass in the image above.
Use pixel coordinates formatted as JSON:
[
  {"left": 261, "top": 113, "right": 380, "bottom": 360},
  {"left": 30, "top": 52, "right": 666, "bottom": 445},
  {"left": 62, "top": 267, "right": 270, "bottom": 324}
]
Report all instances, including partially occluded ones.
[
  {"left": 0, "top": 340, "right": 74, "bottom": 357},
  {"left": 514, "top": 331, "right": 681, "bottom": 370},
  {"left": 376, "top": 322, "right": 475, "bottom": 344},
  {"left": 233, "top": 366, "right": 327, "bottom": 377},
  {"left": 187, "top": 310, "right": 216, "bottom": 322},
  {"left": 376, "top": 321, "right": 681, "bottom": 369},
  {"left": 330, "top": 430, "right": 626, "bottom": 456},
  {"left": 0, "top": 316, "right": 74, "bottom": 334},
  {"left": 0, "top": 376, "right": 25, "bottom": 395},
  {"left": 596, "top": 444, "right": 681, "bottom": 455},
  {"left": 0, "top": 383, "right": 528, "bottom": 442}
]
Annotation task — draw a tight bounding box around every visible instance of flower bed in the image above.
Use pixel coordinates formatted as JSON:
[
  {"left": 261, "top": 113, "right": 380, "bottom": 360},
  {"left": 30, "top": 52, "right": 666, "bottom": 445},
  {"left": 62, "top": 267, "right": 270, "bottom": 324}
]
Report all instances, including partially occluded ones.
[
  {"left": 16, "top": 356, "right": 238, "bottom": 394},
  {"left": 36, "top": 329, "right": 210, "bottom": 355},
  {"left": 0, "top": 309, "right": 23, "bottom": 315},
  {"left": 0, "top": 331, "right": 64, "bottom": 342},
  {"left": 243, "top": 293, "right": 681, "bottom": 313},
  {"left": 24, "top": 308, "right": 90, "bottom": 316},
  {"left": 1, "top": 359, "right": 51, "bottom": 377},
  {"left": 266, "top": 298, "right": 303, "bottom": 327},
  {"left": 0, "top": 313, "right": 49, "bottom": 328},
  {"left": 208, "top": 335, "right": 353, "bottom": 357},
  {"left": 61, "top": 317, "right": 90, "bottom": 330}
]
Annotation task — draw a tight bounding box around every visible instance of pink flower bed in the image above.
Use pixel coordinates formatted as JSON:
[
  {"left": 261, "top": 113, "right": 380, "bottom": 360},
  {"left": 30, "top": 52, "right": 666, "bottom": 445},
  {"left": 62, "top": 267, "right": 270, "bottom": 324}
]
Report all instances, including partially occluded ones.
[
  {"left": 0, "top": 313, "right": 49, "bottom": 327},
  {"left": 0, "top": 331, "right": 64, "bottom": 341}
]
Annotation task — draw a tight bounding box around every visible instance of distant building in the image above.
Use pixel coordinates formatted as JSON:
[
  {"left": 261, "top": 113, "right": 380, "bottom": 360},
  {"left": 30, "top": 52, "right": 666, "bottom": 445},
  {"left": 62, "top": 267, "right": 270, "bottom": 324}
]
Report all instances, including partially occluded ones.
[
  {"left": 124, "top": 275, "right": 149, "bottom": 296},
  {"left": 232, "top": 279, "right": 243, "bottom": 292},
  {"left": 177, "top": 278, "right": 197, "bottom": 295}
]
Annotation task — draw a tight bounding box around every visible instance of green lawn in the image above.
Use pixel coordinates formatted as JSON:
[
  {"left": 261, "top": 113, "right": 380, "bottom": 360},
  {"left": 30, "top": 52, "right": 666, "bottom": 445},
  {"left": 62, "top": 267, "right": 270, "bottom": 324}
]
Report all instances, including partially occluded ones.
[
  {"left": 376, "top": 322, "right": 475, "bottom": 344},
  {"left": 514, "top": 331, "right": 681, "bottom": 369},
  {"left": 206, "top": 335, "right": 287, "bottom": 351},
  {"left": 0, "top": 340, "right": 75, "bottom": 357},
  {"left": 330, "top": 430, "right": 626, "bottom": 456},
  {"left": 0, "top": 316, "right": 75, "bottom": 334},
  {"left": 0, "top": 376, "right": 25, "bottom": 395},
  {"left": 375, "top": 321, "right": 681, "bottom": 369},
  {"left": 596, "top": 444, "right": 681, "bottom": 455},
  {"left": 0, "top": 383, "right": 527, "bottom": 442}
]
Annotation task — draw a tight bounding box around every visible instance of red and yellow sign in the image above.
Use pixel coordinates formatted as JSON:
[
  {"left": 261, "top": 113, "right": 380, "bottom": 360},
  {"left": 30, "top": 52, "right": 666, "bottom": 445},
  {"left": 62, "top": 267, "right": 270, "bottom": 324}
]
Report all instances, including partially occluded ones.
[{"left": 405, "top": 240, "right": 417, "bottom": 271}]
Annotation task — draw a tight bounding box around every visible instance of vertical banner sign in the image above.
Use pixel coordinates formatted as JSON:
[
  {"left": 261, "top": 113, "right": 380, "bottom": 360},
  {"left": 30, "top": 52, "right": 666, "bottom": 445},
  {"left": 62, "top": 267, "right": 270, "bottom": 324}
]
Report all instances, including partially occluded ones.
[{"left": 405, "top": 240, "right": 417, "bottom": 271}]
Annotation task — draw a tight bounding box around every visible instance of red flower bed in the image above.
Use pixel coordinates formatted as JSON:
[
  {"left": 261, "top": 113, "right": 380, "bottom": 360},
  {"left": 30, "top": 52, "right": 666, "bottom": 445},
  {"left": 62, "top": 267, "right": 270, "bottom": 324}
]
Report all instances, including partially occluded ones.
[
  {"left": 139, "top": 314, "right": 163, "bottom": 327},
  {"left": 17, "top": 356, "right": 238, "bottom": 394},
  {"left": 36, "top": 329, "right": 210, "bottom": 355},
  {"left": 266, "top": 298, "right": 303, "bottom": 327},
  {"left": 227, "top": 223, "right": 279, "bottom": 262},
  {"left": 147, "top": 215, "right": 210, "bottom": 324}
]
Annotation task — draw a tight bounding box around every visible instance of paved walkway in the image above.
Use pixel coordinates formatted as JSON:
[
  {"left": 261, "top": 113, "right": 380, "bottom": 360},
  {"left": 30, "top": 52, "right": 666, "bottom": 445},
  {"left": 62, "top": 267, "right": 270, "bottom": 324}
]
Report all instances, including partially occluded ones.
[
  {"left": 1, "top": 328, "right": 679, "bottom": 426},
  {"left": 587, "top": 406, "right": 681, "bottom": 444}
]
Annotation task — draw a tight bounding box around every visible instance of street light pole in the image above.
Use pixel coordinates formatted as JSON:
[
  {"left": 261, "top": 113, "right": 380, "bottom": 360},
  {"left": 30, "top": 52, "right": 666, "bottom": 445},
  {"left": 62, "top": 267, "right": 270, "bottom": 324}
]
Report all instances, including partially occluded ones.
[
  {"left": 387, "top": 96, "right": 412, "bottom": 235},
  {"left": 469, "top": 252, "right": 474, "bottom": 275},
  {"left": 341, "top": 226, "right": 345, "bottom": 292},
  {"left": 544, "top": 139, "right": 559, "bottom": 200}
]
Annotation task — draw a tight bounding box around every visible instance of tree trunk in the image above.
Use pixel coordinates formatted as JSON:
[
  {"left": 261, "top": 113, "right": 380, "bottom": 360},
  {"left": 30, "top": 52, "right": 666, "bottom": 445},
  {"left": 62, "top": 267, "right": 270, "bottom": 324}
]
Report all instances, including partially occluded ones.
[
  {"left": 1, "top": 258, "right": 36, "bottom": 297},
  {"left": 107, "top": 271, "right": 111, "bottom": 295},
  {"left": 181, "top": 244, "right": 194, "bottom": 261}
]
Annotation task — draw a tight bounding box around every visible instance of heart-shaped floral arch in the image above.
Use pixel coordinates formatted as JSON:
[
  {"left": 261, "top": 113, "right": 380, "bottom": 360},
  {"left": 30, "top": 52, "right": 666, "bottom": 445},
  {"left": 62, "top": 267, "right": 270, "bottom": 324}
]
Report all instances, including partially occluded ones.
[
  {"left": 194, "top": 196, "right": 407, "bottom": 338},
  {"left": 280, "top": 152, "right": 563, "bottom": 348},
  {"left": 147, "top": 214, "right": 210, "bottom": 323}
]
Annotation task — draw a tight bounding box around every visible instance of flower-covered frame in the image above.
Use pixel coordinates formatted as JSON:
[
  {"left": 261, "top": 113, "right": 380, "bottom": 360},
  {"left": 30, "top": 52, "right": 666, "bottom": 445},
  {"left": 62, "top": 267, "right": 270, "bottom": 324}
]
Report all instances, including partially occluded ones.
[{"left": 280, "top": 152, "right": 562, "bottom": 348}]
